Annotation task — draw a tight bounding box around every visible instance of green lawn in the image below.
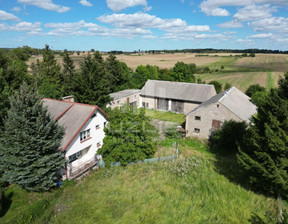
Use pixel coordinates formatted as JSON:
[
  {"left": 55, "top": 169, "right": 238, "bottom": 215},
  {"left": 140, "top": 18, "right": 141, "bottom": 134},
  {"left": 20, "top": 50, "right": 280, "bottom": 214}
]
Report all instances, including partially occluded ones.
[
  {"left": 145, "top": 109, "right": 185, "bottom": 124},
  {"left": 0, "top": 138, "right": 281, "bottom": 224}
]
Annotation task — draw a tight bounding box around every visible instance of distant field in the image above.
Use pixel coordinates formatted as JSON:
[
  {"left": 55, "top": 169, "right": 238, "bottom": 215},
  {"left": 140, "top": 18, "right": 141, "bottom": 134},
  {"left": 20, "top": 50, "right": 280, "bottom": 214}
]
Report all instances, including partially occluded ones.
[{"left": 27, "top": 53, "right": 288, "bottom": 91}]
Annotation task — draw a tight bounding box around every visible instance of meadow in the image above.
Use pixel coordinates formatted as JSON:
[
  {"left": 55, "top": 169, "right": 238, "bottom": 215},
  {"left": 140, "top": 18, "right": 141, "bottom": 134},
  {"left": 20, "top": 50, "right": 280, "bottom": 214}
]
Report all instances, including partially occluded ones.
[{"left": 1, "top": 138, "right": 280, "bottom": 224}]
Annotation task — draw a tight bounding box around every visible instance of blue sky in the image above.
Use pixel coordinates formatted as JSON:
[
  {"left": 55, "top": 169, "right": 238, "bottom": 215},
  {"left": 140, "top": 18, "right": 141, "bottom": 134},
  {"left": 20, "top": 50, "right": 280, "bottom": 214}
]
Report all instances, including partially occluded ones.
[{"left": 0, "top": 0, "right": 288, "bottom": 51}]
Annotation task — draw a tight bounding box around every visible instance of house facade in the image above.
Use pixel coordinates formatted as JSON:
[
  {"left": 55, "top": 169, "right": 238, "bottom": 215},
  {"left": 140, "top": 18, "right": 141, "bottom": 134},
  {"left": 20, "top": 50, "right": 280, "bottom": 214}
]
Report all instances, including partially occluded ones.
[
  {"left": 185, "top": 87, "right": 257, "bottom": 139},
  {"left": 108, "top": 89, "right": 141, "bottom": 109},
  {"left": 140, "top": 80, "right": 217, "bottom": 114},
  {"left": 43, "top": 98, "right": 108, "bottom": 180}
]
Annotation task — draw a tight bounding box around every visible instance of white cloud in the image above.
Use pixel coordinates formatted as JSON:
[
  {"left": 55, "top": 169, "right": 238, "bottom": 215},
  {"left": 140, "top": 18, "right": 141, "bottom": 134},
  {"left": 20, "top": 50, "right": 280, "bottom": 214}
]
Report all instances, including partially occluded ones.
[
  {"left": 142, "top": 35, "right": 157, "bottom": 39},
  {"left": 106, "top": 0, "right": 148, "bottom": 12},
  {"left": 18, "top": 0, "right": 70, "bottom": 13},
  {"left": 44, "top": 20, "right": 151, "bottom": 39},
  {"left": 0, "top": 21, "right": 42, "bottom": 35},
  {"left": 236, "top": 38, "right": 252, "bottom": 42},
  {"left": 200, "top": 0, "right": 288, "bottom": 16},
  {"left": 80, "top": 0, "right": 93, "bottom": 7},
  {"left": 248, "top": 33, "right": 274, "bottom": 38},
  {"left": 234, "top": 4, "right": 277, "bottom": 21},
  {"left": 219, "top": 20, "right": 243, "bottom": 29},
  {"left": 97, "top": 12, "right": 210, "bottom": 32},
  {"left": 11, "top": 7, "right": 22, "bottom": 13},
  {"left": 0, "top": 10, "right": 21, "bottom": 21},
  {"left": 250, "top": 17, "right": 288, "bottom": 32}
]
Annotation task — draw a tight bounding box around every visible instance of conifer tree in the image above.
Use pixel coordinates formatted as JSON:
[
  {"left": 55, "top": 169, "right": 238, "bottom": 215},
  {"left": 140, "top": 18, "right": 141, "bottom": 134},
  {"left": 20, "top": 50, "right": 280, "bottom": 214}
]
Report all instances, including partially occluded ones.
[
  {"left": 62, "top": 50, "right": 75, "bottom": 93},
  {"left": 237, "top": 74, "right": 288, "bottom": 220},
  {"left": 0, "top": 83, "right": 65, "bottom": 191}
]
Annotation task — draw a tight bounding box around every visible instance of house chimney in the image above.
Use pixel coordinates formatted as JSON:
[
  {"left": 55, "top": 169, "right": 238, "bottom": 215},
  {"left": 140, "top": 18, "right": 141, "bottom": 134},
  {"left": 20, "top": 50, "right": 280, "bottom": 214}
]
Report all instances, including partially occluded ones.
[{"left": 62, "top": 95, "right": 74, "bottom": 102}]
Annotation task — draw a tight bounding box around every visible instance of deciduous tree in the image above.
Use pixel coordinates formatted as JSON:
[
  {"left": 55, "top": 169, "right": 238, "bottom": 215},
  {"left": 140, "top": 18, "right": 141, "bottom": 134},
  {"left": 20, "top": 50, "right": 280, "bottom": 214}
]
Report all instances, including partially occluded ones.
[{"left": 98, "top": 105, "right": 158, "bottom": 166}]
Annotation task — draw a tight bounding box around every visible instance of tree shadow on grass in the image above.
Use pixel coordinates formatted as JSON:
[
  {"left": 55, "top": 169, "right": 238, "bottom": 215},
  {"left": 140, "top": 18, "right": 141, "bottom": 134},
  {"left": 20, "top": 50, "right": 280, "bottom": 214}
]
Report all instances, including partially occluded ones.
[
  {"left": 209, "top": 148, "right": 251, "bottom": 191},
  {"left": 0, "top": 191, "right": 13, "bottom": 217}
]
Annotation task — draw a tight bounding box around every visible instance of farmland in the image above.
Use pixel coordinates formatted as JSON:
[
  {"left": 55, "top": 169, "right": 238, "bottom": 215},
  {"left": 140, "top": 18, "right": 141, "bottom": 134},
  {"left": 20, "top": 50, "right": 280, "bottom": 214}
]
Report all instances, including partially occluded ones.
[{"left": 27, "top": 52, "right": 288, "bottom": 92}]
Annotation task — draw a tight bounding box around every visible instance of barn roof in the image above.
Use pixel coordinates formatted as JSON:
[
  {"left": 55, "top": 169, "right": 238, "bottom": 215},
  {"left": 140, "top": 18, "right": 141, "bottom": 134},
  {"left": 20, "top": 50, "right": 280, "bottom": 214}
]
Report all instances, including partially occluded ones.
[
  {"left": 186, "top": 87, "right": 257, "bottom": 122},
  {"left": 109, "top": 89, "right": 141, "bottom": 100},
  {"left": 43, "top": 98, "right": 108, "bottom": 151},
  {"left": 141, "top": 80, "right": 216, "bottom": 103}
]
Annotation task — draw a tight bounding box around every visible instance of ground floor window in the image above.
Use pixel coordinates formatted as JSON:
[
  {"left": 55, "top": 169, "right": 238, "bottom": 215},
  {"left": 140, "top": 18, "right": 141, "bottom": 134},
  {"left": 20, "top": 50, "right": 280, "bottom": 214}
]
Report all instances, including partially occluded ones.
[
  {"left": 194, "top": 128, "right": 200, "bottom": 133},
  {"left": 68, "top": 151, "right": 82, "bottom": 163}
]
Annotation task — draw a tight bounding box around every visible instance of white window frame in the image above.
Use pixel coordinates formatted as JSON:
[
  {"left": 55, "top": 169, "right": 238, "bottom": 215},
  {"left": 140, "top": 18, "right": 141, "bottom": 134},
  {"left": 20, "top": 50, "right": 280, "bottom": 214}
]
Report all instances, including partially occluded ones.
[{"left": 80, "top": 129, "right": 90, "bottom": 142}]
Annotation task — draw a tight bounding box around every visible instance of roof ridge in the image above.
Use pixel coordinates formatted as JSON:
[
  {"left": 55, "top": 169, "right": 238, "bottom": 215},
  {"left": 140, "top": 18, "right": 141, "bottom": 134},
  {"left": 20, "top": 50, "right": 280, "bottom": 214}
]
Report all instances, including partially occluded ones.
[{"left": 219, "top": 87, "right": 234, "bottom": 102}]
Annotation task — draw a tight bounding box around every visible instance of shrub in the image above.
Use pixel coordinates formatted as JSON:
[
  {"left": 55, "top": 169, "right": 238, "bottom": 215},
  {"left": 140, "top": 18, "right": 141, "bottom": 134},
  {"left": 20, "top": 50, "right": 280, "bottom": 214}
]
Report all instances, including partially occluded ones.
[{"left": 209, "top": 120, "right": 248, "bottom": 154}]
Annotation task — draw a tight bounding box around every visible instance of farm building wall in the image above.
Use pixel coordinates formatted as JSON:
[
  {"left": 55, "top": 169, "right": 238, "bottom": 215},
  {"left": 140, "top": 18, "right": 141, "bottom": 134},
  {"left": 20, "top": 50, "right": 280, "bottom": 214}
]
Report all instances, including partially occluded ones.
[
  {"left": 109, "top": 92, "right": 141, "bottom": 109},
  {"left": 185, "top": 102, "right": 243, "bottom": 139}
]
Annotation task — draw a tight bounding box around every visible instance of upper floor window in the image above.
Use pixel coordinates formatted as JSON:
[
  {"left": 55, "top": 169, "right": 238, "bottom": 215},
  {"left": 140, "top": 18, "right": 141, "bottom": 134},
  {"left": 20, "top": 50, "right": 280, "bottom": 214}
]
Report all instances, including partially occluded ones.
[
  {"left": 96, "top": 124, "right": 100, "bottom": 130},
  {"left": 195, "top": 116, "right": 201, "bottom": 121},
  {"left": 80, "top": 129, "right": 90, "bottom": 142}
]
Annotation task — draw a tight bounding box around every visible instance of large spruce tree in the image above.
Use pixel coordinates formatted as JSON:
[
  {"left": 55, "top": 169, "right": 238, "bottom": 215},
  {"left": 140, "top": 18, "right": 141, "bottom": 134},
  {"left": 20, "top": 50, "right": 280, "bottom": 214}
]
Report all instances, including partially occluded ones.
[
  {"left": 237, "top": 73, "right": 288, "bottom": 220},
  {"left": 0, "top": 83, "right": 65, "bottom": 191}
]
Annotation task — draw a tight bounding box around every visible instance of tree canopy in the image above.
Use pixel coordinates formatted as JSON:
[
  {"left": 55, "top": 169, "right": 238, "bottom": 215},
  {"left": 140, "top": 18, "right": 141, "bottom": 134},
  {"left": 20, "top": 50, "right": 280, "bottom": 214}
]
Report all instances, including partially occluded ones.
[
  {"left": 0, "top": 83, "right": 65, "bottom": 191},
  {"left": 98, "top": 105, "right": 159, "bottom": 166},
  {"left": 237, "top": 73, "right": 288, "bottom": 201}
]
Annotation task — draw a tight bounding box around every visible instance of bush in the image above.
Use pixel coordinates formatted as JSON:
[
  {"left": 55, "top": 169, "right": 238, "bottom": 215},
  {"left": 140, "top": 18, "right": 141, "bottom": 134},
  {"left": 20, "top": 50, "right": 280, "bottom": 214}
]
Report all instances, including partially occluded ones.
[
  {"left": 209, "top": 120, "right": 248, "bottom": 154},
  {"left": 165, "top": 126, "right": 183, "bottom": 139}
]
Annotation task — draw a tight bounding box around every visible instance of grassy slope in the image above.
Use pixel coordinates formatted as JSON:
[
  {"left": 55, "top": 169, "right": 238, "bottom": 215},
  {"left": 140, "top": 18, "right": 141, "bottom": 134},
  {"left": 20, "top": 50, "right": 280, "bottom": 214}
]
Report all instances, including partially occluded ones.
[{"left": 1, "top": 138, "right": 279, "bottom": 224}]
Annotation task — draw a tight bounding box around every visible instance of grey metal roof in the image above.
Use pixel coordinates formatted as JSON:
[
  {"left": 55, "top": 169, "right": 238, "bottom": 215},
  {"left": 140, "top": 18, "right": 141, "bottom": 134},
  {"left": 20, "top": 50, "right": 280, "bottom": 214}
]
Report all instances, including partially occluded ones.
[
  {"left": 187, "top": 87, "right": 257, "bottom": 122},
  {"left": 110, "top": 89, "right": 141, "bottom": 100},
  {"left": 141, "top": 80, "right": 216, "bottom": 102},
  {"left": 43, "top": 99, "right": 106, "bottom": 151}
]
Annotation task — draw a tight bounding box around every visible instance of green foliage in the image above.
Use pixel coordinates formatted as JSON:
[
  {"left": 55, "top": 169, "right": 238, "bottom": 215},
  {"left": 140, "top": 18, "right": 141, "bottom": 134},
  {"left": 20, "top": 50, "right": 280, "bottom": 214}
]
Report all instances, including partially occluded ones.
[
  {"left": 72, "top": 53, "right": 111, "bottom": 108},
  {"left": 0, "top": 83, "right": 65, "bottom": 191},
  {"left": 238, "top": 76, "right": 288, "bottom": 198},
  {"left": 209, "top": 80, "right": 222, "bottom": 93},
  {"left": 165, "top": 126, "right": 183, "bottom": 139},
  {"left": 62, "top": 50, "right": 75, "bottom": 93},
  {"left": 224, "top": 82, "right": 232, "bottom": 90},
  {"left": 105, "top": 54, "right": 131, "bottom": 92},
  {"left": 98, "top": 105, "right": 159, "bottom": 166},
  {"left": 172, "top": 61, "right": 196, "bottom": 82},
  {"left": 209, "top": 120, "right": 248, "bottom": 154},
  {"left": 245, "top": 84, "right": 266, "bottom": 98}
]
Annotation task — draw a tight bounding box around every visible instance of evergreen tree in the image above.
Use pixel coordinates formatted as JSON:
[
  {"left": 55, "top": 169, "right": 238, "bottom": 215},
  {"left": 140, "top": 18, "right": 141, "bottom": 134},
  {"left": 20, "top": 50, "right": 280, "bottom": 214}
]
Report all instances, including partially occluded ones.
[
  {"left": 0, "top": 83, "right": 65, "bottom": 191},
  {"left": 72, "top": 53, "right": 111, "bottom": 108},
  {"left": 105, "top": 54, "right": 130, "bottom": 92},
  {"left": 62, "top": 50, "right": 75, "bottom": 93},
  {"left": 237, "top": 75, "right": 288, "bottom": 220},
  {"left": 98, "top": 105, "right": 158, "bottom": 166},
  {"left": 39, "top": 45, "right": 62, "bottom": 83}
]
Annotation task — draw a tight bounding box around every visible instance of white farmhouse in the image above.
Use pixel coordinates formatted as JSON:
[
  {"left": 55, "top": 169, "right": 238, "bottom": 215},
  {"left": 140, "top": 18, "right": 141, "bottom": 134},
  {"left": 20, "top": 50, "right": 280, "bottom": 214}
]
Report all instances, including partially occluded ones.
[{"left": 43, "top": 96, "right": 108, "bottom": 180}]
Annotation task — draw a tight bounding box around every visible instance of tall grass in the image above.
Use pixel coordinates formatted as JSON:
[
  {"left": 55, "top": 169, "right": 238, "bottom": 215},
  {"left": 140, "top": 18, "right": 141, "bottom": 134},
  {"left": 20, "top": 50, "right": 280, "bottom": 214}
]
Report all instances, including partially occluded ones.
[
  {"left": 45, "top": 155, "right": 277, "bottom": 224},
  {"left": 0, "top": 139, "right": 281, "bottom": 224}
]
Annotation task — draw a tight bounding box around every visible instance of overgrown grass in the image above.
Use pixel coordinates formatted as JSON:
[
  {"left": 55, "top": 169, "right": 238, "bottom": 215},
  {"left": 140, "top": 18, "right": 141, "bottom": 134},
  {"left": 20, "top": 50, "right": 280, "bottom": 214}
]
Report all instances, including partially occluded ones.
[
  {"left": 0, "top": 138, "right": 283, "bottom": 224},
  {"left": 145, "top": 109, "right": 185, "bottom": 124}
]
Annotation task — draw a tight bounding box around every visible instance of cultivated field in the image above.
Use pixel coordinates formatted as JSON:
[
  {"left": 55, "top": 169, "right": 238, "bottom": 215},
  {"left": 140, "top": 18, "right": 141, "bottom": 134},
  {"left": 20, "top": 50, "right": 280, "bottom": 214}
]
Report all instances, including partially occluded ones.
[{"left": 27, "top": 52, "right": 288, "bottom": 91}]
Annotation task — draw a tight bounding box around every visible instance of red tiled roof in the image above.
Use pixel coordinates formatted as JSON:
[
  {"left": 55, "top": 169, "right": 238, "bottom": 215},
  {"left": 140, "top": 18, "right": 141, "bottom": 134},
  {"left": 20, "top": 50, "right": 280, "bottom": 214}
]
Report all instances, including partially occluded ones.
[{"left": 43, "top": 98, "right": 108, "bottom": 151}]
